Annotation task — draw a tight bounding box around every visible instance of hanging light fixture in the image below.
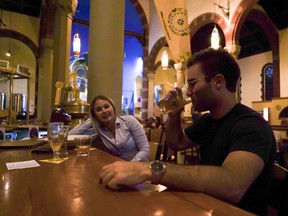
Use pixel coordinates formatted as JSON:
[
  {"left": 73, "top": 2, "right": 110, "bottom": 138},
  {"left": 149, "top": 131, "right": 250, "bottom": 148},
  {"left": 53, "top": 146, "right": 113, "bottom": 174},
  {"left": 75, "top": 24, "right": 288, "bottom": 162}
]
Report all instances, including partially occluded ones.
[
  {"left": 73, "top": 33, "right": 81, "bottom": 58},
  {"left": 5, "top": 50, "right": 12, "bottom": 57},
  {"left": 211, "top": 25, "right": 220, "bottom": 50},
  {"left": 161, "top": 50, "right": 169, "bottom": 70}
]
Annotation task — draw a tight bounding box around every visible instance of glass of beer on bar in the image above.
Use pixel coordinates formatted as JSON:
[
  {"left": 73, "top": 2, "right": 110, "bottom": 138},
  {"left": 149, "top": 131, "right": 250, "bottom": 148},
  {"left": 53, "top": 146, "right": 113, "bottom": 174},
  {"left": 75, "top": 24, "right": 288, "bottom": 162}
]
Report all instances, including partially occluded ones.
[{"left": 47, "top": 122, "right": 65, "bottom": 161}]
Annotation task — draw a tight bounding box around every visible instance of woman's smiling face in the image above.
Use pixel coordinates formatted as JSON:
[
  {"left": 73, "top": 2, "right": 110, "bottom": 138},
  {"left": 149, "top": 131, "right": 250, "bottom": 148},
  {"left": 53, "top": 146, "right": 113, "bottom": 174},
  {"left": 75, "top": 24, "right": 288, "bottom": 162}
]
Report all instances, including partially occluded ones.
[{"left": 93, "top": 99, "right": 116, "bottom": 124}]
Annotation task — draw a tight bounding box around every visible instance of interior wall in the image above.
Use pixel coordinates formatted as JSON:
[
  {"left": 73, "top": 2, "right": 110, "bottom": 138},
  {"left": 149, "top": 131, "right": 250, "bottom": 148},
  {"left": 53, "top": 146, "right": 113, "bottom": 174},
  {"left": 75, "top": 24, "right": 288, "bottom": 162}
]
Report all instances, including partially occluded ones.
[
  {"left": 1, "top": 10, "right": 39, "bottom": 46},
  {"left": 252, "top": 98, "right": 288, "bottom": 127},
  {"left": 122, "top": 36, "right": 143, "bottom": 113},
  {"left": 279, "top": 28, "right": 288, "bottom": 97},
  {"left": 238, "top": 51, "right": 272, "bottom": 107},
  {"left": 154, "top": 67, "right": 176, "bottom": 88},
  {"left": 0, "top": 10, "right": 39, "bottom": 115},
  {"left": 0, "top": 38, "right": 36, "bottom": 114}
]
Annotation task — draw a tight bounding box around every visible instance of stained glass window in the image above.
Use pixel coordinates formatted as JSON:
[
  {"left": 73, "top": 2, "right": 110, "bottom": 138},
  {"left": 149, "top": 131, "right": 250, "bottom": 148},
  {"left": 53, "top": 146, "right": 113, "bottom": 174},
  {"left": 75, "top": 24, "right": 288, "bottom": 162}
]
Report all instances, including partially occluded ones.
[{"left": 262, "top": 63, "right": 273, "bottom": 100}]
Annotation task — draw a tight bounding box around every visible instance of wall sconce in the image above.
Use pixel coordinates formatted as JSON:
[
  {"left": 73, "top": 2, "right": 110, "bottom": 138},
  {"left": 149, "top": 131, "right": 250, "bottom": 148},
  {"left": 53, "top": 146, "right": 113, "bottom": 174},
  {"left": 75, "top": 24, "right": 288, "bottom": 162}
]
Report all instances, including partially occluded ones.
[
  {"left": 214, "top": 0, "right": 230, "bottom": 19},
  {"left": 161, "top": 50, "right": 169, "bottom": 70},
  {"left": 73, "top": 33, "right": 81, "bottom": 58},
  {"left": 211, "top": 25, "right": 220, "bottom": 49}
]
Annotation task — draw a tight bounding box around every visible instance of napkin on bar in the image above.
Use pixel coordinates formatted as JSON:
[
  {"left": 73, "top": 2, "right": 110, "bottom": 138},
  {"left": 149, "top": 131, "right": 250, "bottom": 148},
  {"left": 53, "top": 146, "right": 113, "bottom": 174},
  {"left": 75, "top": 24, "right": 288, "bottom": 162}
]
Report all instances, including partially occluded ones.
[{"left": 6, "top": 160, "right": 40, "bottom": 170}]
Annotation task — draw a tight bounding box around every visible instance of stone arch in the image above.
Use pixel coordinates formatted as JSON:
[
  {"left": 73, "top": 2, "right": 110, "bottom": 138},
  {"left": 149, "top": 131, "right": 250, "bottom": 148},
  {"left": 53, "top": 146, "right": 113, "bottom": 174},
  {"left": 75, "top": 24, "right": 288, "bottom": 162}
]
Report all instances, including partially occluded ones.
[
  {"left": 236, "top": 9, "right": 279, "bottom": 98},
  {"left": 0, "top": 29, "right": 40, "bottom": 116},
  {"left": 228, "top": 0, "right": 258, "bottom": 46},
  {"left": 0, "top": 29, "right": 39, "bottom": 58},
  {"left": 149, "top": 37, "right": 176, "bottom": 71},
  {"left": 128, "top": 0, "right": 149, "bottom": 121},
  {"left": 227, "top": 1, "right": 279, "bottom": 98},
  {"left": 149, "top": 37, "right": 167, "bottom": 70},
  {"left": 229, "top": 1, "right": 279, "bottom": 98}
]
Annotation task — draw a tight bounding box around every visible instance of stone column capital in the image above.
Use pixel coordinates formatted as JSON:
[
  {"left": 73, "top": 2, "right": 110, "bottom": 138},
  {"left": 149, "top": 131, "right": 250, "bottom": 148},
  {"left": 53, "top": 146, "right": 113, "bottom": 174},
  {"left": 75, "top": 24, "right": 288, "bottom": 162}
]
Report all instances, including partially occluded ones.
[
  {"left": 174, "top": 62, "right": 183, "bottom": 71},
  {"left": 56, "top": 0, "right": 78, "bottom": 17},
  {"left": 41, "top": 38, "right": 54, "bottom": 51},
  {"left": 147, "top": 73, "right": 155, "bottom": 81},
  {"left": 225, "top": 45, "right": 241, "bottom": 59}
]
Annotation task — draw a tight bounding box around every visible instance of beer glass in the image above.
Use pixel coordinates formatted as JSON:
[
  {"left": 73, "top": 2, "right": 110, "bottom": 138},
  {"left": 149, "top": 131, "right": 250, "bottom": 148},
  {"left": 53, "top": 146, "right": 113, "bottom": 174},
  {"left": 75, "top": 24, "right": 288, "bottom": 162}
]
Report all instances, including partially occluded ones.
[
  {"left": 47, "top": 122, "right": 65, "bottom": 161},
  {"left": 158, "top": 85, "right": 191, "bottom": 114}
]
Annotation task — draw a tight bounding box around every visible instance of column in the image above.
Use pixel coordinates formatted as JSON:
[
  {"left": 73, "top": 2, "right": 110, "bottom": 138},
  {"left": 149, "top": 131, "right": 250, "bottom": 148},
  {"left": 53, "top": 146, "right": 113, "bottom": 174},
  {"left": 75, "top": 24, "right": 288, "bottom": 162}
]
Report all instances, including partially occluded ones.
[
  {"left": 37, "top": 39, "right": 54, "bottom": 123},
  {"left": 52, "top": 0, "right": 78, "bottom": 107},
  {"left": 147, "top": 73, "right": 155, "bottom": 118},
  {"left": 88, "top": 0, "right": 125, "bottom": 113},
  {"left": 141, "top": 75, "right": 148, "bottom": 121},
  {"left": 174, "top": 62, "right": 191, "bottom": 115},
  {"left": 174, "top": 62, "right": 185, "bottom": 87}
]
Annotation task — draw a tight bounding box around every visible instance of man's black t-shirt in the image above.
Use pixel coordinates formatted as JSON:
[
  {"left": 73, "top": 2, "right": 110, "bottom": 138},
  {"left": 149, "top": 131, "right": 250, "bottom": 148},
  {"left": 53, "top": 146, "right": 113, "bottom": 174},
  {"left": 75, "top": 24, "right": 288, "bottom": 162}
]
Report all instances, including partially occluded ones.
[{"left": 185, "top": 103, "right": 276, "bottom": 215}]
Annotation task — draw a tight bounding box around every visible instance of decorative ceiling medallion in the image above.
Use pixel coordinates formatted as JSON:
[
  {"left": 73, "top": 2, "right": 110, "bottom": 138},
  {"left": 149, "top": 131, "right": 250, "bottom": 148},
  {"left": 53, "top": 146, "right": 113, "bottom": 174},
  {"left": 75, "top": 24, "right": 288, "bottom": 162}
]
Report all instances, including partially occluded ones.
[{"left": 168, "top": 8, "right": 190, "bottom": 36}]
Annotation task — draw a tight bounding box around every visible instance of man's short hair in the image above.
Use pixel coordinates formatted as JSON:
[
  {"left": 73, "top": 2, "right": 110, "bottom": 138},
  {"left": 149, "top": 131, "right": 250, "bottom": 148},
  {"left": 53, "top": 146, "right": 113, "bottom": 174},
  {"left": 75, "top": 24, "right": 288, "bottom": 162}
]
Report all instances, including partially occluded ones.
[{"left": 186, "top": 48, "right": 240, "bottom": 92}]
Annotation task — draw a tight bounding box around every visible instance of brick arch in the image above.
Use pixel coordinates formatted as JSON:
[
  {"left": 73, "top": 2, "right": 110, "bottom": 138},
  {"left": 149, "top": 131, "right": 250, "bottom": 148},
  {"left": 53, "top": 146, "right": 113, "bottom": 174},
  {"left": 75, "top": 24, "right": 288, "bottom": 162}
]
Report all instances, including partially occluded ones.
[
  {"left": 148, "top": 36, "right": 178, "bottom": 72},
  {"left": 235, "top": 10, "right": 278, "bottom": 45},
  {"left": 0, "top": 29, "right": 40, "bottom": 117},
  {"left": 148, "top": 37, "right": 167, "bottom": 71},
  {"left": 189, "top": 12, "right": 228, "bottom": 48},
  {"left": 228, "top": 0, "right": 258, "bottom": 45},
  {"left": 231, "top": 5, "right": 280, "bottom": 98},
  {"left": 128, "top": 0, "right": 149, "bottom": 121},
  {"left": 246, "top": 9, "right": 279, "bottom": 98}
]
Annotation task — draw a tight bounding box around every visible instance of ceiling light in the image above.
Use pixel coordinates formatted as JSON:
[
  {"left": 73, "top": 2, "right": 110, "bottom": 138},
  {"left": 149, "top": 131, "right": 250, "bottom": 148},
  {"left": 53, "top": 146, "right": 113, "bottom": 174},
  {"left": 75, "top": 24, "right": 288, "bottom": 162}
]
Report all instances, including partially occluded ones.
[
  {"left": 211, "top": 25, "right": 220, "bottom": 49},
  {"left": 5, "top": 50, "right": 12, "bottom": 57},
  {"left": 161, "top": 50, "right": 169, "bottom": 70}
]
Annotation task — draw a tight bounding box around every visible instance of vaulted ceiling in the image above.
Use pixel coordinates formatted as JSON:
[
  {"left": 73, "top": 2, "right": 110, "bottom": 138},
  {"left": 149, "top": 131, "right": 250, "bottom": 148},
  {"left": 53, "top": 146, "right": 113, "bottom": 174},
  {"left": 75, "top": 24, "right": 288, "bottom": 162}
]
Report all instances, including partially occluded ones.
[
  {"left": 1, "top": 0, "right": 288, "bottom": 59},
  {"left": 239, "top": 0, "right": 288, "bottom": 58}
]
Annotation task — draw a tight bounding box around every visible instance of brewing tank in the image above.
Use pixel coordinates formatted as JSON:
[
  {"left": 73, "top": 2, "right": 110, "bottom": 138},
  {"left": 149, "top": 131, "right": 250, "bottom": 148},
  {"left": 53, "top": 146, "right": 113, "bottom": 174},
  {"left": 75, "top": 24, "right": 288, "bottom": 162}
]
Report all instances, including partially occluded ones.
[
  {"left": 12, "top": 94, "right": 26, "bottom": 113},
  {"left": 0, "top": 92, "right": 5, "bottom": 110}
]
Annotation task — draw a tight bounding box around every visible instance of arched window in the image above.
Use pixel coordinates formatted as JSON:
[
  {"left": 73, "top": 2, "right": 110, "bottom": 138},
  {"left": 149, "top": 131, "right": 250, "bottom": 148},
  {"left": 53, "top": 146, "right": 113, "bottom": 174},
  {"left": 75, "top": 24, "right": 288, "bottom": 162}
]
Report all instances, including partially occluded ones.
[{"left": 261, "top": 63, "right": 273, "bottom": 100}]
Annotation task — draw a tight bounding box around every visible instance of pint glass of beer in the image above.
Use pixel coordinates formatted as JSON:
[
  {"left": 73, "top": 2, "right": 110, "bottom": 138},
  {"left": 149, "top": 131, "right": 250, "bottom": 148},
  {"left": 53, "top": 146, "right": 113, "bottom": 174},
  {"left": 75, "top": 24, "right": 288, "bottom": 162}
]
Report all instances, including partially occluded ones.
[{"left": 158, "top": 85, "right": 191, "bottom": 114}]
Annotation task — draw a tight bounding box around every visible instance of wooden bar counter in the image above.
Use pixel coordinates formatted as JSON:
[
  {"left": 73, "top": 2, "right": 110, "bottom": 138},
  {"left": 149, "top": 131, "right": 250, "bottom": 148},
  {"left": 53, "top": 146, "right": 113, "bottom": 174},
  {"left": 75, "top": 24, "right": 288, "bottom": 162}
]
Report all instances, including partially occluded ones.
[{"left": 0, "top": 146, "right": 255, "bottom": 216}]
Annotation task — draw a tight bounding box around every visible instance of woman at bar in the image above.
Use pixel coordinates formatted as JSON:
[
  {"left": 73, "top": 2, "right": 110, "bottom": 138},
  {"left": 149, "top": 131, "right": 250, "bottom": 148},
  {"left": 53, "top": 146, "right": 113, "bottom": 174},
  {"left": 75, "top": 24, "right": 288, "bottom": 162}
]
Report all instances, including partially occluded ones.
[{"left": 69, "top": 95, "right": 150, "bottom": 162}]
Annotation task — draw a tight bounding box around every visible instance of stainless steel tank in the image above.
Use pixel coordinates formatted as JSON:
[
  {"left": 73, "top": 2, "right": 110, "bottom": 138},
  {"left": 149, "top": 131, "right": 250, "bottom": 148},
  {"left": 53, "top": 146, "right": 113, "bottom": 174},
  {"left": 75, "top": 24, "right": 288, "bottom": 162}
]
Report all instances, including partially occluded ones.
[
  {"left": 0, "top": 92, "right": 5, "bottom": 110},
  {"left": 12, "top": 94, "right": 26, "bottom": 113}
]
